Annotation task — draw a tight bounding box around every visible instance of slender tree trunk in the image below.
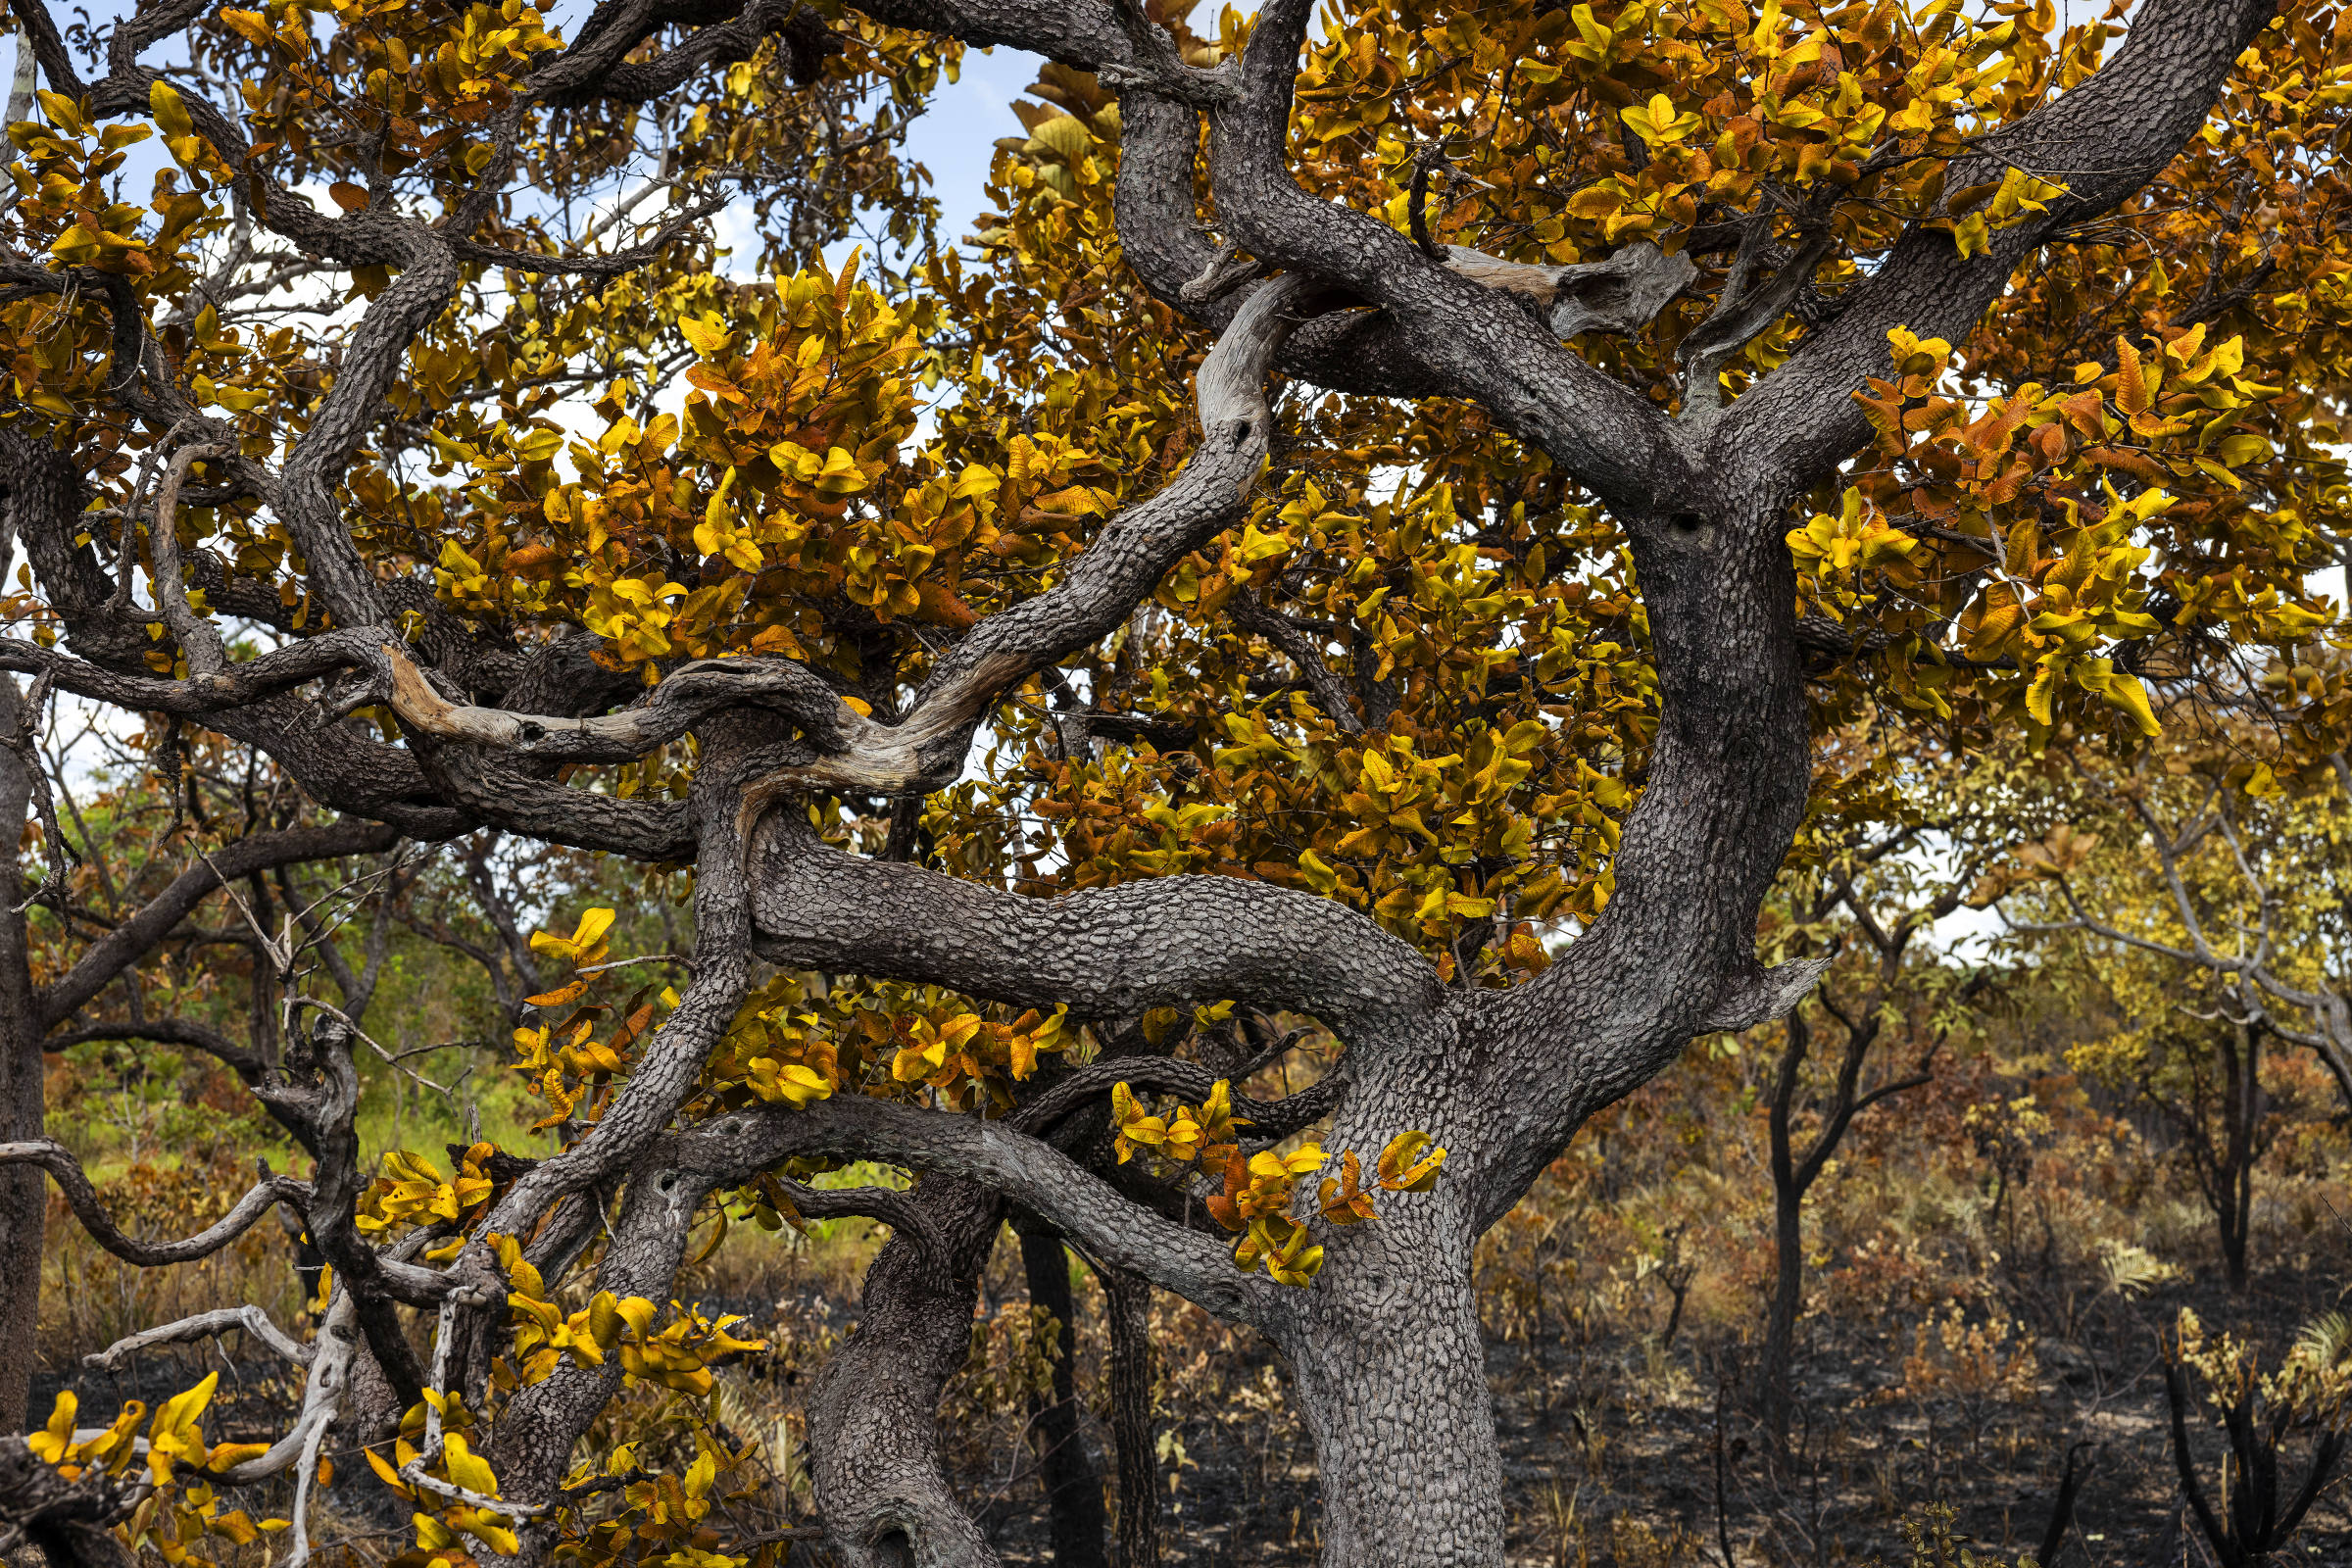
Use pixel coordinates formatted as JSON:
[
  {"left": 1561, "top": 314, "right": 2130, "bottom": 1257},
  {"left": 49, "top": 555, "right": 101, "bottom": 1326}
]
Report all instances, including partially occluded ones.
[
  {"left": 1098, "top": 1264, "right": 1158, "bottom": 1568},
  {"left": 2218, "top": 1023, "right": 2257, "bottom": 1292},
  {"left": 0, "top": 675, "right": 45, "bottom": 1433},
  {"left": 1759, "top": 1006, "right": 1810, "bottom": 1463},
  {"left": 1760, "top": 1166, "right": 1805, "bottom": 1460},
  {"left": 1017, "top": 1224, "right": 1107, "bottom": 1568}
]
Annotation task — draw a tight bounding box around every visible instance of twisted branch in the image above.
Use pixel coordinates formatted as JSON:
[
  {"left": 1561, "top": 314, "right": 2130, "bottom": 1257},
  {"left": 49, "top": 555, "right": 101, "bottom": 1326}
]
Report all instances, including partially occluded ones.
[{"left": 0, "top": 1140, "right": 308, "bottom": 1266}]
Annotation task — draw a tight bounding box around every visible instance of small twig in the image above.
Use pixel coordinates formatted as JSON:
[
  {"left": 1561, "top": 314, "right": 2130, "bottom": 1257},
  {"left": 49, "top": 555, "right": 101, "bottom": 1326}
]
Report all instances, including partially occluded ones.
[
  {"left": 287, "top": 997, "right": 459, "bottom": 1096},
  {"left": 6, "top": 668, "right": 76, "bottom": 913},
  {"left": 574, "top": 953, "right": 694, "bottom": 978},
  {"left": 1409, "top": 137, "right": 1451, "bottom": 263}
]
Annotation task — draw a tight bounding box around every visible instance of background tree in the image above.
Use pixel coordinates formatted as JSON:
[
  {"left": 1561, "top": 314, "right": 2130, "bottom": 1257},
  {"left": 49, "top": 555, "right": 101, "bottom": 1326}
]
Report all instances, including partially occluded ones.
[
  {"left": 1748, "top": 726, "right": 1998, "bottom": 1464},
  {"left": 0, "top": 1, "right": 2344, "bottom": 1566},
  {"left": 0, "top": 709, "right": 401, "bottom": 1428},
  {"left": 1994, "top": 723, "right": 2352, "bottom": 1292},
  {"left": 2001, "top": 726, "right": 2352, "bottom": 1110}
]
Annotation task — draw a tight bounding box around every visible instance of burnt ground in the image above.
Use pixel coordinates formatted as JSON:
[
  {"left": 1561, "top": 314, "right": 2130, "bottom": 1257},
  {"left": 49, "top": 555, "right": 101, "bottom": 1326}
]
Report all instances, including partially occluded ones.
[
  {"left": 910, "top": 1248, "right": 2352, "bottom": 1566},
  {"left": 17, "top": 1246, "right": 2351, "bottom": 1568}
]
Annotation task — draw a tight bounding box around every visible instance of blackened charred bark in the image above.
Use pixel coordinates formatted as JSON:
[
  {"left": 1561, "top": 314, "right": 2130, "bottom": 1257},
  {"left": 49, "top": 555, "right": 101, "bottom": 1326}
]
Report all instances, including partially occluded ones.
[
  {"left": 2222, "top": 1023, "right": 2257, "bottom": 1293},
  {"left": 1098, "top": 1263, "right": 1157, "bottom": 1568},
  {"left": 1018, "top": 1224, "right": 1108, "bottom": 1568},
  {"left": 2199, "top": 1021, "right": 2263, "bottom": 1293},
  {"left": 1759, "top": 985, "right": 1934, "bottom": 1459},
  {"left": 0, "top": 1434, "right": 138, "bottom": 1568},
  {"left": 0, "top": 680, "right": 40, "bottom": 1434},
  {"left": 257, "top": 1018, "right": 430, "bottom": 1411},
  {"left": 1761, "top": 1044, "right": 1808, "bottom": 1462}
]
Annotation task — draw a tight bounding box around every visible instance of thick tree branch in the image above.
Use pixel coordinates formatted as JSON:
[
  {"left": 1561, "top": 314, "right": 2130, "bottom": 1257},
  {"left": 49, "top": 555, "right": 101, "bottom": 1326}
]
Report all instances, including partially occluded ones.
[
  {"left": 46, "top": 1017, "right": 266, "bottom": 1082},
  {"left": 749, "top": 805, "right": 1444, "bottom": 1051},
  {"left": 1719, "top": 0, "right": 2281, "bottom": 488},
  {"left": 661, "top": 1093, "right": 1270, "bottom": 1320},
  {"left": 1200, "top": 0, "right": 1691, "bottom": 520},
  {"left": 388, "top": 273, "right": 1331, "bottom": 808},
  {"left": 81, "top": 1304, "right": 314, "bottom": 1373},
  {"left": 1009, "top": 1054, "right": 1348, "bottom": 1142}
]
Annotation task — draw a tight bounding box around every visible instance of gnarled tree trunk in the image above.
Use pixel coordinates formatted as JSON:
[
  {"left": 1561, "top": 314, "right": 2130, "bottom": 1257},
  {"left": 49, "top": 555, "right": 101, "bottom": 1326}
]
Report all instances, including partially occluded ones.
[
  {"left": 1271, "top": 1218, "right": 1498, "bottom": 1565},
  {"left": 806, "top": 1179, "right": 1005, "bottom": 1568}
]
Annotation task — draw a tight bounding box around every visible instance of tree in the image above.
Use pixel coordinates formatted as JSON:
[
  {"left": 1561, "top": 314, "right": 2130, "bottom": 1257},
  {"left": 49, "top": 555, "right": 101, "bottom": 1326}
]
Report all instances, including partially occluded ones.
[
  {"left": 1994, "top": 728, "right": 2352, "bottom": 1290},
  {"left": 1750, "top": 727, "right": 1994, "bottom": 1463},
  {"left": 0, "top": 0, "right": 2343, "bottom": 1565},
  {"left": 0, "top": 701, "right": 403, "bottom": 1428},
  {"left": 2162, "top": 1304, "right": 2349, "bottom": 1566},
  {"left": 2003, "top": 734, "right": 2352, "bottom": 1114}
]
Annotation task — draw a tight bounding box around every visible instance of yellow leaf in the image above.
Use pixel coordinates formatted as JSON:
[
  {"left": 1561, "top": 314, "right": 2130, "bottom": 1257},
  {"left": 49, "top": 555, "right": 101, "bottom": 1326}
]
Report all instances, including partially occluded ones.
[
  {"left": 442, "top": 1434, "right": 499, "bottom": 1497},
  {"left": 28, "top": 1392, "right": 75, "bottom": 1463},
  {"left": 363, "top": 1446, "right": 413, "bottom": 1495},
  {"left": 2025, "top": 661, "right": 2059, "bottom": 726},
  {"left": 531, "top": 907, "right": 615, "bottom": 963},
  {"left": 588, "top": 1293, "right": 623, "bottom": 1349},
  {"left": 1377, "top": 1131, "right": 1447, "bottom": 1192},
  {"left": 35, "top": 89, "right": 85, "bottom": 134},
  {"left": 151, "top": 1372, "right": 219, "bottom": 1439},
  {"left": 148, "top": 79, "right": 193, "bottom": 139},
  {"left": 679, "top": 316, "right": 732, "bottom": 359},
  {"left": 814, "top": 447, "right": 870, "bottom": 496},
  {"left": 207, "top": 1442, "right": 272, "bottom": 1471}
]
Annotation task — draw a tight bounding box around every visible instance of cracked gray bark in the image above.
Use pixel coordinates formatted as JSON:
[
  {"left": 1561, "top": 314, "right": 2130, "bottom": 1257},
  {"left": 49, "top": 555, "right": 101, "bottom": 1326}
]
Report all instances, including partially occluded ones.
[{"left": 804, "top": 1179, "right": 1006, "bottom": 1568}]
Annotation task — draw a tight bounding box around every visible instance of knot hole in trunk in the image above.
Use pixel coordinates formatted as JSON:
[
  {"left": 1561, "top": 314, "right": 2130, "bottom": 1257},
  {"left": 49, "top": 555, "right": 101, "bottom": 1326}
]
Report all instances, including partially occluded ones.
[{"left": 1666, "top": 510, "right": 1716, "bottom": 551}]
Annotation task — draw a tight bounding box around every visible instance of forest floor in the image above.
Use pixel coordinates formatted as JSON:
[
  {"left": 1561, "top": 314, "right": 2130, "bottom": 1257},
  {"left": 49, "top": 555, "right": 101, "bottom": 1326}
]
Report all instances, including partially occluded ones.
[
  {"left": 913, "top": 1243, "right": 2352, "bottom": 1567},
  {"left": 23, "top": 1213, "right": 2352, "bottom": 1568}
]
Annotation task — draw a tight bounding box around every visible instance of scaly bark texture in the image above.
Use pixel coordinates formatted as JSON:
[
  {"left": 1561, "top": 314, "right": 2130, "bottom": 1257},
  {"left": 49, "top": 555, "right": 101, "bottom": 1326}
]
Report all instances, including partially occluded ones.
[{"left": 805, "top": 1180, "right": 1005, "bottom": 1568}]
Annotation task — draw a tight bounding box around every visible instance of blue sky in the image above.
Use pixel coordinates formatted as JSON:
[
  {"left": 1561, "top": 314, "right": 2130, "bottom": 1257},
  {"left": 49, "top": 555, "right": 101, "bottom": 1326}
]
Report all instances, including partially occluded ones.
[
  {"left": 36, "top": 0, "right": 1039, "bottom": 249},
  {"left": 900, "top": 46, "right": 1044, "bottom": 235}
]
